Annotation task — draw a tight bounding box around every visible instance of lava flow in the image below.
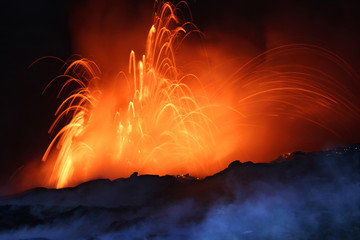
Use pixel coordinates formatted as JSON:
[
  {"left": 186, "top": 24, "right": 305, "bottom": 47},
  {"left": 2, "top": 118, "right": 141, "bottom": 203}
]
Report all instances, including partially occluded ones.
[{"left": 37, "top": 0, "right": 360, "bottom": 189}]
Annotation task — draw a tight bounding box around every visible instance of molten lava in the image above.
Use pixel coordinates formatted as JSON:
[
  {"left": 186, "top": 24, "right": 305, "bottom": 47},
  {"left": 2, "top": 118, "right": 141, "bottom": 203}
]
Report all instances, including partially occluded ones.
[
  {"left": 39, "top": 0, "right": 360, "bottom": 189},
  {"left": 42, "top": 2, "right": 236, "bottom": 188}
]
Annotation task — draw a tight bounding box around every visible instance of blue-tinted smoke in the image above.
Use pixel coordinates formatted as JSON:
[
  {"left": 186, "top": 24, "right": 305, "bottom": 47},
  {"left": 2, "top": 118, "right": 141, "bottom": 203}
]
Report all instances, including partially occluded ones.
[{"left": 0, "top": 149, "right": 359, "bottom": 239}]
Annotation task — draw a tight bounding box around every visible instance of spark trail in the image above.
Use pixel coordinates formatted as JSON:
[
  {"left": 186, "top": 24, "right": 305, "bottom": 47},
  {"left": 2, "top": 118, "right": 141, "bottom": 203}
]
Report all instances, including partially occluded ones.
[{"left": 41, "top": 0, "right": 360, "bottom": 189}]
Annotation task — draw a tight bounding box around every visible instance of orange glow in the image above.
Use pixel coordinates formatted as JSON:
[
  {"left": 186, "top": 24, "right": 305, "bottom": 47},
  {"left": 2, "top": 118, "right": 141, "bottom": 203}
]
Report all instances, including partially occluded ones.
[
  {"left": 41, "top": 2, "right": 239, "bottom": 188},
  {"left": 36, "top": 1, "right": 360, "bottom": 189}
]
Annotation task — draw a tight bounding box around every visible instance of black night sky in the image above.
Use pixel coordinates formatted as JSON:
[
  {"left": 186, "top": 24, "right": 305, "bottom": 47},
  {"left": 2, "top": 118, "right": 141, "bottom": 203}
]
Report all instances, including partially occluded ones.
[{"left": 2, "top": 0, "right": 360, "bottom": 191}]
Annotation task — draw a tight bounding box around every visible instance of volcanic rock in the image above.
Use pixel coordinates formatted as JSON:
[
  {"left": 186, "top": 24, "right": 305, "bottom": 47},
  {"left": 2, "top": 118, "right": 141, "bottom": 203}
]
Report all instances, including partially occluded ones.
[{"left": 0, "top": 144, "right": 359, "bottom": 239}]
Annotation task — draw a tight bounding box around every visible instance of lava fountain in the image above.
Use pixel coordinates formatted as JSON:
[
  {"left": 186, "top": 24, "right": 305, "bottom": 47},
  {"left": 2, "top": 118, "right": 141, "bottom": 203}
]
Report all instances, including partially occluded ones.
[
  {"left": 42, "top": 1, "right": 237, "bottom": 188},
  {"left": 38, "top": 0, "right": 360, "bottom": 189}
]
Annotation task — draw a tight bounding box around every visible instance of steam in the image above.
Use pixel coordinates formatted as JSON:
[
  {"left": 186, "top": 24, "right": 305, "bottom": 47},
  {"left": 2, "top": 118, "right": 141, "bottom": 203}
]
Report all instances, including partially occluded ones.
[{"left": 1, "top": 148, "right": 359, "bottom": 239}]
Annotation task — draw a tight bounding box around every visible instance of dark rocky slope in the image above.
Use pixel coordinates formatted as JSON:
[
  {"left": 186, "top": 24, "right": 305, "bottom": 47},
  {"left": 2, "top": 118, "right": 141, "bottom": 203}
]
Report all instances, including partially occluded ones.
[{"left": 0, "top": 145, "right": 359, "bottom": 239}]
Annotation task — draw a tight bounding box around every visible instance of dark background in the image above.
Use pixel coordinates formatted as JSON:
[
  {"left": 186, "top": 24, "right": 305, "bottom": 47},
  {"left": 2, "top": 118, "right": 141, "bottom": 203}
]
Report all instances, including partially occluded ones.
[{"left": 1, "top": 0, "right": 360, "bottom": 189}]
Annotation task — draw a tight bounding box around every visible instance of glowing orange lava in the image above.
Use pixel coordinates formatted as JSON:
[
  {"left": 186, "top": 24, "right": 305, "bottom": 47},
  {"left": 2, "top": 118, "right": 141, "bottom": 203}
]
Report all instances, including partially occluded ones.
[
  {"left": 42, "top": 1, "right": 238, "bottom": 188},
  {"left": 39, "top": 0, "right": 360, "bottom": 189}
]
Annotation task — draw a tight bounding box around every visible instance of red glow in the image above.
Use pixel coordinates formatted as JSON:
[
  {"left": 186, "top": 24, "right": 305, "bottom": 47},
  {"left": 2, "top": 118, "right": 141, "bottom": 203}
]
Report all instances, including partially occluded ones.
[{"left": 21, "top": 1, "right": 360, "bottom": 189}]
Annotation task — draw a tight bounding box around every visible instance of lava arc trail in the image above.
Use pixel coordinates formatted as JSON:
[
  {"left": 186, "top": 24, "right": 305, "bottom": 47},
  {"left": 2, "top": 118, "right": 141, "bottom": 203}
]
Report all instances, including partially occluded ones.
[
  {"left": 38, "top": 0, "right": 360, "bottom": 189},
  {"left": 42, "top": 1, "right": 231, "bottom": 188}
]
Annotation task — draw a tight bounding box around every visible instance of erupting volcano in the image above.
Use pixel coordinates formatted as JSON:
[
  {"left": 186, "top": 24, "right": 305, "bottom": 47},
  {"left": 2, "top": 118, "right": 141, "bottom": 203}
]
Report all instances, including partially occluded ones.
[
  {"left": 37, "top": 0, "right": 360, "bottom": 189},
  {"left": 2, "top": 0, "right": 360, "bottom": 239}
]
